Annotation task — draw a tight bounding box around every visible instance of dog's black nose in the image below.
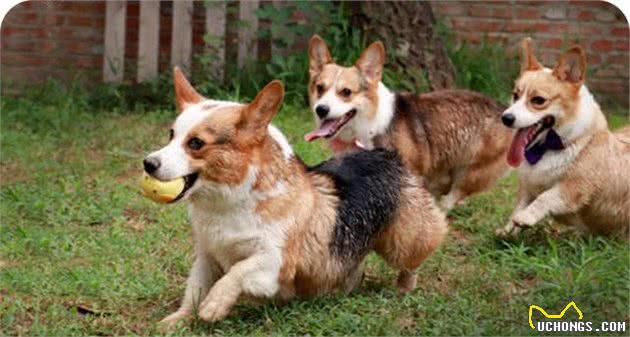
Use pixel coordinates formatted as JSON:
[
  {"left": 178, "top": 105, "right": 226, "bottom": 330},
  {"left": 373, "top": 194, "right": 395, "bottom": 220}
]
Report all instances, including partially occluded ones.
[
  {"left": 143, "top": 157, "right": 161, "bottom": 174},
  {"left": 315, "top": 105, "right": 329, "bottom": 119},
  {"left": 502, "top": 113, "right": 516, "bottom": 127}
]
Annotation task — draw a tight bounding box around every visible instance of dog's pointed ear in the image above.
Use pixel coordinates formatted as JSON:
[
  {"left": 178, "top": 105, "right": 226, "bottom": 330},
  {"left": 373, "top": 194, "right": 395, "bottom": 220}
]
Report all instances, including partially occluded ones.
[
  {"left": 552, "top": 46, "right": 586, "bottom": 85},
  {"left": 520, "top": 37, "right": 543, "bottom": 73},
  {"left": 240, "top": 80, "right": 285, "bottom": 136},
  {"left": 173, "top": 66, "right": 204, "bottom": 113},
  {"left": 309, "top": 35, "right": 332, "bottom": 77},
  {"left": 356, "top": 41, "right": 385, "bottom": 84}
]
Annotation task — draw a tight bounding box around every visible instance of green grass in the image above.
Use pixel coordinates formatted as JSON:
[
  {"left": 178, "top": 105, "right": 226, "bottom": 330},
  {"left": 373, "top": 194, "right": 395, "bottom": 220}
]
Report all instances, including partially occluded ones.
[{"left": 1, "top": 88, "right": 628, "bottom": 336}]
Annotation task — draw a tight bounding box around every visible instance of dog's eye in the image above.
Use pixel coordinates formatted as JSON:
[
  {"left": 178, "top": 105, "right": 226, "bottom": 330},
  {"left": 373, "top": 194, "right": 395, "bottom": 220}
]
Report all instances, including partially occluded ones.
[
  {"left": 316, "top": 84, "right": 325, "bottom": 95},
  {"left": 187, "top": 137, "right": 205, "bottom": 151},
  {"left": 340, "top": 88, "right": 352, "bottom": 98},
  {"left": 169, "top": 129, "right": 174, "bottom": 141},
  {"left": 530, "top": 96, "right": 546, "bottom": 105},
  {"left": 512, "top": 92, "right": 519, "bottom": 101}
]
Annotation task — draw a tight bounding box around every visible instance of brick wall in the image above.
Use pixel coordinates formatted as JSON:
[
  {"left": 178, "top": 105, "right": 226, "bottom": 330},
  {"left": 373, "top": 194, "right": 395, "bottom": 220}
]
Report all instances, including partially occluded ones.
[
  {"left": 1, "top": 1, "right": 629, "bottom": 106},
  {"left": 0, "top": 1, "right": 212, "bottom": 88},
  {"left": 431, "top": 0, "right": 629, "bottom": 106},
  {"left": 1, "top": 1, "right": 105, "bottom": 87}
]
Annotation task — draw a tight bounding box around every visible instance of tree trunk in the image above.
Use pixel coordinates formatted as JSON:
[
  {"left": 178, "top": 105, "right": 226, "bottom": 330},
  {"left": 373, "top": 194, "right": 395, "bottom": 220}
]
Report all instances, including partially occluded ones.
[{"left": 351, "top": 1, "right": 456, "bottom": 91}]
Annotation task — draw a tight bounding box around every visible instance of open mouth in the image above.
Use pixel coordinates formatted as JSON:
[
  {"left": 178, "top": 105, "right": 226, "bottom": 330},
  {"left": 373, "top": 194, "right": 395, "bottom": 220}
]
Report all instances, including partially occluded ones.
[
  {"left": 507, "top": 115, "right": 555, "bottom": 167},
  {"left": 170, "top": 172, "right": 199, "bottom": 203},
  {"left": 304, "top": 109, "right": 357, "bottom": 142}
]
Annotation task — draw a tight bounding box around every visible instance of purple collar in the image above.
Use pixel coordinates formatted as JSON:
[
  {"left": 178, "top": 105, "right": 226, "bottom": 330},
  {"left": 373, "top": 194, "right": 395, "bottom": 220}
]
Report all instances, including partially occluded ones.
[{"left": 525, "top": 129, "right": 565, "bottom": 165}]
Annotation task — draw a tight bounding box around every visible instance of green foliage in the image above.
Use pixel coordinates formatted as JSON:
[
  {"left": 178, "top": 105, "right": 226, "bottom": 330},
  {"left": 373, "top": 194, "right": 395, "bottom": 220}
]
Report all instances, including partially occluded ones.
[
  {"left": 1, "top": 93, "right": 628, "bottom": 335},
  {"left": 436, "top": 22, "right": 520, "bottom": 104},
  {"left": 194, "top": 1, "right": 366, "bottom": 106}
]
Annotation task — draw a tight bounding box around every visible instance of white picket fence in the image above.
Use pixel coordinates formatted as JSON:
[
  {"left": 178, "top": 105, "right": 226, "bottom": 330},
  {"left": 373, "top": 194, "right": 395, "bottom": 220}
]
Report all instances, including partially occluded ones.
[{"left": 102, "top": 0, "right": 259, "bottom": 83}]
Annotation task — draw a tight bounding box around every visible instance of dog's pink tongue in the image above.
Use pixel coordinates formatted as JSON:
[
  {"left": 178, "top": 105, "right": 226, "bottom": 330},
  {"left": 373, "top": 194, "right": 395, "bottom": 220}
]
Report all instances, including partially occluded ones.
[
  {"left": 507, "top": 128, "right": 530, "bottom": 167},
  {"left": 304, "top": 120, "right": 336, "bottom": 142}
]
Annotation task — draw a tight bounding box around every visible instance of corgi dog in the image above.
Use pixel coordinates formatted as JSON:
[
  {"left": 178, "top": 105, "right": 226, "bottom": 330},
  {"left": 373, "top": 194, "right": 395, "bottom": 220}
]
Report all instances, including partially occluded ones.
[
  {"left": 305, "top": 35, "right": 513, "bottom": 210},
  {"left": 496, "top": 38, "right": 630, "bottom": 238},
  {"left": 145, "top": 68, "right": 447, "bottom": 326}
]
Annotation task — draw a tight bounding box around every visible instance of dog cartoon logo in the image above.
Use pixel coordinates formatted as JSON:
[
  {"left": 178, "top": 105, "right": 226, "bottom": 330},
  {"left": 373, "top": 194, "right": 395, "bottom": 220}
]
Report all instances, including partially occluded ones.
[{"left": 528, "top": 301, "right": 584, "bottom": 330}]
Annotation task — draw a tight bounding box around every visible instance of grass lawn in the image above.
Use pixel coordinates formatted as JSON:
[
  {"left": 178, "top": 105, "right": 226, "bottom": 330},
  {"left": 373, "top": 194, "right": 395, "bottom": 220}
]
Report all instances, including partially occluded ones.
[{"left": 1, "top": 91, "right": 628, "bottom": 336}]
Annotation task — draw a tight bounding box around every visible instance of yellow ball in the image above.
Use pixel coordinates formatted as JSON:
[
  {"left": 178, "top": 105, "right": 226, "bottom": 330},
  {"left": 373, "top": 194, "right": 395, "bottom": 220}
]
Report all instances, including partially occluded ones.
[{"left": 140, "top": 172, "right": 186, "bottom": 203}]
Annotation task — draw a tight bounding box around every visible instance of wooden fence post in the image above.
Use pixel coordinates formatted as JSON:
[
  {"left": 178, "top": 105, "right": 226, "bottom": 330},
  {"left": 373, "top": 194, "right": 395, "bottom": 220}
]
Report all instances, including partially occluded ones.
[
  {"left": 171, "top": 0, "right": 193, "bottom": 71},
  {"left": 103, "top": 1, "right": 126, "bottom": 82},
  {"left": 238, "top": 0, "right": 259, "bottom": 68},
  {"left": 205, "top": 1, "right": 227, "bottom": 82},
  {"left": 137, "top": 1, "right": 160, "bottom": 82}
]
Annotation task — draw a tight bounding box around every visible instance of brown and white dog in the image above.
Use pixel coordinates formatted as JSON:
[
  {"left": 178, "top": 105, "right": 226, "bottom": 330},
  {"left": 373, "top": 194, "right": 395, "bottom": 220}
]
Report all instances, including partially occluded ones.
[
  {"left": 497, "top": 38, "right": 630, "bottom": 238},
  {"left": 305, "top": 35, "right": 513, "bottom": 210},
  {"left": 144, "top": 68, "right": 447, "bottom": 326}
]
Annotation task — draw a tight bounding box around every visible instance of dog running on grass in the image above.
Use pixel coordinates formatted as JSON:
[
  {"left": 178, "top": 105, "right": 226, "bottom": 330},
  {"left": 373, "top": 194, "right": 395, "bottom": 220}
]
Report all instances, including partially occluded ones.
[
  {"left": 143, "top": 68, "right": 447, "bottom": 326},
  {"left": 304, "top": 35, "right": 513, "bottom": 210},
  {"left": 497, "top": 38, "right": 630, "bottom": 238}
]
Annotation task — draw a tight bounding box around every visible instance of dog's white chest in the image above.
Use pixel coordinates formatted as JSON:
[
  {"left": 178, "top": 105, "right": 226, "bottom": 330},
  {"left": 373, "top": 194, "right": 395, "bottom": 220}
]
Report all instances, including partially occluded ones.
[
  {"left": 519, "top": 142, "right": 583, "bottom": 191},
  {"left": 190, "top": 207, "right": 262, "bottom": 264}
]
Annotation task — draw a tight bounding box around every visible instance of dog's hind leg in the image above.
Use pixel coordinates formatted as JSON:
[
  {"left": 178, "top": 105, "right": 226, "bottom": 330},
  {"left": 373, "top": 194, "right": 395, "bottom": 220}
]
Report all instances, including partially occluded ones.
[
  {"left": 374, "top": 178, "right": 447, "bottom": 293},
  {"left": 447, "top": 155, "right": 509, "bottom": 209}
]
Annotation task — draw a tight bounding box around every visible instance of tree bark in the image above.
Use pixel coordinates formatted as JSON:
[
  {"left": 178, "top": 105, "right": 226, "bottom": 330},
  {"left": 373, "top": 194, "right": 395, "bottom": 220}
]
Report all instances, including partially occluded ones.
[{"left": 352, "top": 1, "right": 456, "bottom": 91}]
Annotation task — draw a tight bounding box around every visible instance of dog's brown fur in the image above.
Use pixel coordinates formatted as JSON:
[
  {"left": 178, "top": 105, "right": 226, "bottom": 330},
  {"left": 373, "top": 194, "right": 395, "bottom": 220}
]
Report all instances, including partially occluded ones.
[
  {"left": 373, "top": 90, "right": 512, "bottom": 204},
  {"left": 156, "top": 70, "right": 447, "bottom": 327},
  {"left": 497, "top": 39, "right": 630, "bottom": 238},
  {"left": 307, "top": 35, "right": 513, "bottom": 209}
]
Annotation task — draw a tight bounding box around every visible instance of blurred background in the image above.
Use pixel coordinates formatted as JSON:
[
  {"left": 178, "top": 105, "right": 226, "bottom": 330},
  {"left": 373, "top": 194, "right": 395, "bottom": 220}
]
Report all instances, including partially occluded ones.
[{"left": 1, "top": 1, "right": 628, "bottom": 110}]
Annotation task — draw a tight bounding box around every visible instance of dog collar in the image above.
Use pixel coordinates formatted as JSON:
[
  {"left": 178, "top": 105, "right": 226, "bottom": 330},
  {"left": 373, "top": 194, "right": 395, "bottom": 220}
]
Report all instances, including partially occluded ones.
[
  {"left": 525, "top": 129, "right": 565, "bottom": 165},
  {"left": 328, "top": 138, "right": 366, "bottom": 153}
]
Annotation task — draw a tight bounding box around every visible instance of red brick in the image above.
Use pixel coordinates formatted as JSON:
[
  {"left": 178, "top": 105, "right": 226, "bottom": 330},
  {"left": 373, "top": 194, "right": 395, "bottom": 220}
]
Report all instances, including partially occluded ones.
[
  {"left": 592, "top": 40, "right": 614, "bottom": 52},
  {"left": 541, "top": 38, "right": 562, "bottom": 49},
  {"left": 65, "top": 42, "right": 92, "bottom": 54},
  {"left": 58, "top": 2, "right": 99, "bottom": 12},
  {"left": 7, "top": 12, "right": 40, "bottom": 25},
  {"left": 42, "top": 14, "right": 65, "bottom": 25},
  {"left": 611, "top": 26, "right": 629, "bottom": 38},
  {"left": 516, "top": 8, "right": 540, "bottom": 19},
  {"left": 578, "top": 10, "right": 595, "bottom": 20},
  {"left": 39, "top": 40, "right": 57, "bottom": 53},
  {"left": 586, "top": 54, "right": 602, "bottom": 65},
  {"left": 578, "top": 24, "right": 603, "bottom": 35},
  {"left": 594, "top": 66, "right": 623, "bottom": 78},
  {"left": 68, "top": 16, "right": 94, "bottom": 27},
  {"left": 470, "top": 6, "right": 491, "bottom": 17},
  {"left": 1, "top": 26, "right": 50, "bottom": 38},
  {"left": 2, "top": 40, "right": 35, "bottom": 52},
  {"left": 484, "top": 33, "right": 507, "bottom": 44},
  {"left": 607, "top": 54, "right": 628, "bottom": 64},
  {"left": 433, "top": 3, "right": 466, "bottom": 16},
  {"left": 74, "top": 56, "right": 100, "bottom": 69},
  {"left": 452, "top": 19, "right": 501, "bottom": 32},
  {"left": 616, "top": 40, "right": 629, "bottom": 51},
  {"left": 492, "top": 7, "right": 513, "bottom": 19},
  {"left": 540, "top": 51, "right": 561, "bottom": 65},
  {"left": 458, "top": 32, "right": 482, "bottom": 44}
]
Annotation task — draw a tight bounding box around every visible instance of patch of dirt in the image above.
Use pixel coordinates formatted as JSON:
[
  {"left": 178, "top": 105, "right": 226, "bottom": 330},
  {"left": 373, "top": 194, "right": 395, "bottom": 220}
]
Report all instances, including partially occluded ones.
[
  {"left": 502, "top": 276, "right": 538, "bottom": 302},
  {"left": 0, "top": 162, "right": 29, "bottom": 186},
  {"left": 123, "top": 208, "right": 156, "bottom": 232},
  {"left": 450, "top": 229, "right": 472, "bottom": 246},
  {"left": 396, "top": 314, "right": 417, "bottom": 330},
  {"left": 115, "top": 166, "right": 141, "bottom": 184}
]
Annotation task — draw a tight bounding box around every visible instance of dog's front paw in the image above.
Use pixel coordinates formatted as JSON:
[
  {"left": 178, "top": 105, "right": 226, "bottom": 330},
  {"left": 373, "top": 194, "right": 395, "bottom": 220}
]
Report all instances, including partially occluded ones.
[
  {"left": 512, "top": 210, "right": 537, "bottom": 228},
  {"left": 158, "top": 309, "right": 190, "bottom": 331},
  {"left": 496, "top": 221, "right": 522, "bottom": 238},
  {"left": 198, "top": 300, "right": 231, "bottom": 322}
]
